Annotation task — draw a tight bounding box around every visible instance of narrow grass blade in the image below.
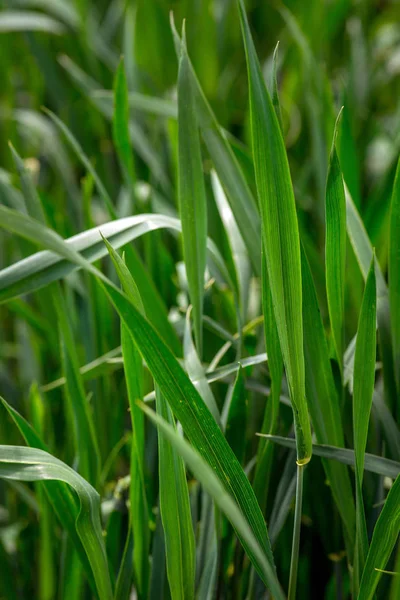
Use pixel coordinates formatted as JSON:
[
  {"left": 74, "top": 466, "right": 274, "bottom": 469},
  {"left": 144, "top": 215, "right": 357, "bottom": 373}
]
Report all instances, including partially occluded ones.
[
  {"left": 325, "top": 110, "right": 346, "bottom": 372},
  {"left": 358, "top": 474, "right": 400, "bottom": 600},
  {"left": 124, "top": 246, "right": 181, "bottom": 355},
  {"left": 353, "top": 256, "right": 377, "bottom": 589},
  {"left": 345, "top": 189, "right": 395, "bottom": 409},
  {"left": 238, "top": 0, "right": 311, "bottom": 464},
  {"left": 140, "top": 403, "right": 285, "bottom": 600},
  {"left": 44, "top": 108, "right": 116, "bottom": 219},
  {"left": 114, "top": 530, "right": 133, "bottom": 600},
  {"left": 155, "top": 387, "right": 196, "bottom": 600},
  {"left": 301, "top": 249, "right": 355, "bottom": 553},
  {"left": 268, "top": 451, "right": 297, "bottom": 545},
  {"left": 103, "top": 238, "right": 149, "bottom": 598},
  {"left": 53, "top": 285, "right": 101, "bottom": 486},
  {"left": 211, "top": 170, "right": 247, "bottom": 315},
  {"left": 271, "top": 43, "right": 283, "bottom": 132},
  {"left": 58, "top": 55, "right": 170, "bottom": 192},
  {"left": 170, "top": 14, "right": 261, "bottom": 275},
  {"left": 389, "top": 156, "right": 400, "bottom": 392},
  {"left": 0, "top": 208, "right": 276, "bottom": 586},
  {"left": 113, "top": 57, "right": 136, "bottom": 192},
  {"left": 30, "top": 384, "right": 55, "bottom": 600},
  {"left": 261, "top": 435, "right": 400, "bottom": 479},
  {"left": 338, "top": 102, "right": 360, "bottom": 208},
  {"left": 177, "top": 29, "right": 207, "bottom": 355},
  {"left": 183, "top": 308, "right": 220, "bottom": 426},
  {"left": 253, "top": 247, "right": 282, "bottom": 506},
  {"left": 0, "top": 441, "right": 112, "bottom": 600},
  {"left": 225, "top": 367, "right": 247, "bottom": 463},
  {"left": 9, "top": 143, "right": 46, "bottom": 223}
]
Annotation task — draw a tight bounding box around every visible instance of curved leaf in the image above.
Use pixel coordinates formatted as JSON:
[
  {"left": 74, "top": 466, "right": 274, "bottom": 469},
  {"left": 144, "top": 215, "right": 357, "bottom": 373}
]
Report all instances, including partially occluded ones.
[{"left": 0, "top": 443, "right": 112, "bottom": 600}]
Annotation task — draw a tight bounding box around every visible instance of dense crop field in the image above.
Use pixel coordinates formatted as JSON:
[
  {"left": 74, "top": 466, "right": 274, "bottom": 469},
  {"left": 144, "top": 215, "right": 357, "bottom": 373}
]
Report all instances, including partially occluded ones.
[{"left": 0, "top": 1, "right": 399, "bottom": 599}]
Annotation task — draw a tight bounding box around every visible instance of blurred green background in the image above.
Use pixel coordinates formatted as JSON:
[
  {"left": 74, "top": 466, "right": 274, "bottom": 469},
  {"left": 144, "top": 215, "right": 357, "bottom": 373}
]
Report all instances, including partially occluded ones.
[{"left": 1, "top": 0, "right": 400, "bottom": 243}]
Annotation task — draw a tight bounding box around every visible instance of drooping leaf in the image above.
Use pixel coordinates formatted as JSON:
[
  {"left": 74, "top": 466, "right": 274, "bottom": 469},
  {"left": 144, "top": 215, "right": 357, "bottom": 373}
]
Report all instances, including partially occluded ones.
[
  {"left": 0, "top": 10, "right": 65, "bottom": 33},
  {"left": 0, "top": 210, "right": 232, "bottom": 307},
  {"left": 0, "top": 436, "right": 112, "bottom": 600}
]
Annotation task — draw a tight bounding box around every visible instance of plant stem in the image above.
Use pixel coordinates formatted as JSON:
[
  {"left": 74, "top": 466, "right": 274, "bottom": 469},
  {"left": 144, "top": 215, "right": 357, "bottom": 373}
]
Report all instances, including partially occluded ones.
[{"left": 288, "top": 463, "right": 305, "bottom": 600}]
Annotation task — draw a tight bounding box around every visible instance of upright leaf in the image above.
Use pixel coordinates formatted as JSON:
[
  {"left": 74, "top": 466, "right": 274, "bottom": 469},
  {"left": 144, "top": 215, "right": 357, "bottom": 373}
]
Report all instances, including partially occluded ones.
[
  {"left": 253, "top": 246, "right": 283, "bottom": 507},
  {"left": 359, "top": 474, "right": 400, "bottom": 600},
  {"left": 177, "top": 29, "right": 207, "bottom": 356},
  {"left": 270, "top": 43, "right": 283, "bottom": 132},
  {"left": 155, "top": 387, "right": 196, "bottom": 600},
  {"left": 44, "top": 108, "right": 116, "bottom": 219},
  {"left": 238, "top": 0, "right": 312, "bottom": 464},
  {"left": 113, "top": 57, "right": 136, "bottom": 192},
  {"left": 353, "top": 257, "right": 377, "bottom": 591},
  {"left": 346, "top": 190, "right": 395, "bottom": 410},
  {"left": 30, "top": 384, "right": 56, "bottom": 600},
  {"left": 389, "top": 156, "right": 400, "bottom": 392},
  {"left": 53, "top": 285, "right": 101, "bottom": 487},
  {"left": 301, "top": 249, "right": 355, "bottom": 555},
  {"left": 9, "top": 143, "right": 46, "bottom": 223},
  {"left": 183, "top": 307, "right": 220, "bottom": 426},
  {"left": 325, "top": 110, "right": 346, "bottom": 372},
  {"left": 225, "top": 367, "right": 247, "bottom": 464},
  {"left": 170, "top": 14, "right": 261, "bottom": 275},
  {"left": 103, "top": 238, "right": 149, "bottom": 598}
]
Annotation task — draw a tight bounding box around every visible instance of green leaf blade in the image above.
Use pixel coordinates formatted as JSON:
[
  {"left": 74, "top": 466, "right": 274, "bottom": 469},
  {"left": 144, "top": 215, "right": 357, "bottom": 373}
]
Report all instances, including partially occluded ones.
[
  {"left": 141, "top": 404, "right": 285, "bottom": 600},
  {"left": 113, "top": 57, "right": 136, "bottom": 189},
  {"left": 156, "top": 388, "right": 196, "bottom": 600},
  {"left": 353, "top": 256, "right": 377, "bottom": 588},
  {"left": 389, "top": 157, "right": 400, "bottom": 392},
  {"left": 325, "top": 114, "right": 346, "bottom": 372},
  {"left": 238, "top": 0, "right": 311, "bottom": 464},
  {"left": 177, "top": 34, "right": 208, "bottom": 356},
  {"left": 359, "top": 475, "right": 400, "bottom": 600}
]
